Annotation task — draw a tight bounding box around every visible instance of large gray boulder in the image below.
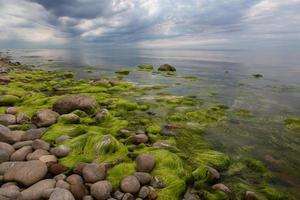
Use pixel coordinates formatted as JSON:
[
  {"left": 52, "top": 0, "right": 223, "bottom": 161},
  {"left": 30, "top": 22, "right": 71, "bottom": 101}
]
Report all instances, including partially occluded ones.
[
  {"left": 20, "top": 179, "right": 56, "bottom": 200},
  {"left": 53, "top": 95, "right": 97, "bottom": 114},
  {"left": 0, "top": 114, "right": 16, "bottom": 126},
  {"left": 3, "top": 160, "right": 48, "bottom": 186},
  {"left": 31, "top": 109, "right": 59, "bottom": 127},
  {"left": 49, "top": 188, "right": 75, "bottom": 200}
]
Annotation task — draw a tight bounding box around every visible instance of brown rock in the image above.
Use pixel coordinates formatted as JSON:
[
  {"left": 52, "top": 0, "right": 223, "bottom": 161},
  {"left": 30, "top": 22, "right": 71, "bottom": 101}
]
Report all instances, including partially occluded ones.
[
  {"left": 82, "top": 163, "right": 106, "bottom": 183},
  {"left": 31, "top": 109, "right": 59, "bottom": 127},
  {"left": 26, "top": 149, "right": 49, "bottom": 160},
  {"left": 49, "top": 163, "right": 69, "bottom": 175},
  {"left": 10, "top": 146, "right": 32, "bottom": 161},
  {"left": 5, "top": 107, "right": 18, "bottom": 115},
  {"left": 66, "top": 174, "right": 88, "bottom": 199},
  {"left": 120, "top": 176, "right": 140, "bottom": 194},
  {"left": 136, "top": 154, "right": 156, "bottom": 172},
  {"left": 20, "top": 179, "right": 56, "bottom": 200},
  {"left": 90, "top": 180, "right": 112, "bottom": 200}
]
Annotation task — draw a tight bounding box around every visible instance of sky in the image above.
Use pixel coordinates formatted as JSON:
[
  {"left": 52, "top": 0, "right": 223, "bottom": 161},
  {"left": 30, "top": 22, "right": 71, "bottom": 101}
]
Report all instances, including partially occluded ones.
[{"left": 0, "top": 0, "right": 299, "bottom": 49}]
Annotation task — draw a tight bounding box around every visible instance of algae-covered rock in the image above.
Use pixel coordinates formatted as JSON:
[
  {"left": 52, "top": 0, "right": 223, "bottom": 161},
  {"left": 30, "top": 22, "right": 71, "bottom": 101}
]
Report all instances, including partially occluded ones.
[
  {"left": 0, "top": 95, "right": 20, "bottom": 106},
  {"left": 58, "top": 113, "right": 80, "bottom": 124},
  {"left": 158, "top": 64, "right": 176, "bottom": 72},
  {"left": 115, "top": 69, "right": 130, "bottom": 75},
  {"left": 53, "top": 95, "right": 97, "bottom": 114},
  {"left": 138, "top": 64, "right": 154, "bottom": 71}
]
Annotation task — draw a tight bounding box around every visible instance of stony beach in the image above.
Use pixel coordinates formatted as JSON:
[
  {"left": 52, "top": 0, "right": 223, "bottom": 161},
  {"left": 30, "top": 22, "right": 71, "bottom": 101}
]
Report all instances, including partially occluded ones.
[{"left": 0, "top": 56, "right": 296, "bottom": 200}]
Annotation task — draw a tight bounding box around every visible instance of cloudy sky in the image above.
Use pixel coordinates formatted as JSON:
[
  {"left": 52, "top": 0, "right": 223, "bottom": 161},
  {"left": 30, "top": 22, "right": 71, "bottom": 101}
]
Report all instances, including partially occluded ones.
[{"left": 0, "top": 0, "right": 299, "bottom": 48}]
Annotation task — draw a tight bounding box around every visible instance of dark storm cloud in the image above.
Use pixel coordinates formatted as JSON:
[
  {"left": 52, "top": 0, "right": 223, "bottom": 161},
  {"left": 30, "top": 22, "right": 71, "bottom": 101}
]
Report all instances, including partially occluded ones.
[{"left": 0, "top": 0, "right": 300, "bottom": 47}]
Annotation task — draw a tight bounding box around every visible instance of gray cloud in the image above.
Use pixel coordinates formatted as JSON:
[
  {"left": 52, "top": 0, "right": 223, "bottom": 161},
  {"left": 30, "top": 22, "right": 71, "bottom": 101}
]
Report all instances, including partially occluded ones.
[{"left": 0, "top": 0, "right": 299, "bottom": 48}]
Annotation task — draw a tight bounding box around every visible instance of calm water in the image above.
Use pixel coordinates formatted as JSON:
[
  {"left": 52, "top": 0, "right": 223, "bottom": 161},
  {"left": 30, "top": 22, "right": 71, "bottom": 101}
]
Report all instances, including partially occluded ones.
[{"left": 1, "top": 47, "right": 300, "bottom": 197}]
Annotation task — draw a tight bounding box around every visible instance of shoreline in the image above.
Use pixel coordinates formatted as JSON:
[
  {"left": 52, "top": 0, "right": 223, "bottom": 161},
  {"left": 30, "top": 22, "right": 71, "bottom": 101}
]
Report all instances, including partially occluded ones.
[{"left": 0, "top": 56, "right": 296, "bottom": 200}]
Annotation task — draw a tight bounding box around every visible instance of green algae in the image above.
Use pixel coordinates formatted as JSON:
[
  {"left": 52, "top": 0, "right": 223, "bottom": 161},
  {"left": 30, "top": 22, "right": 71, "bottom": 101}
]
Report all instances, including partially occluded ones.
[
  {"left": 194, "top": 150, "right": 230, "bottom": 171},
  {"left": 0, "top": 94, "right": 21, "bottom": 106},
  {"left": 146, "top": 124, "right": 162, "bottom": 135},
  {"left": 203, "top": 191, "right": 229, "bottom": 200},
  {"left": 137, "top": 64, "right": 154, "bottom": 71},
  {"left": 284, "top": 117, "right": 300, "bottom": 131},
  {"left": 107, "top": 162, "right": 136, "bottom": 190}
]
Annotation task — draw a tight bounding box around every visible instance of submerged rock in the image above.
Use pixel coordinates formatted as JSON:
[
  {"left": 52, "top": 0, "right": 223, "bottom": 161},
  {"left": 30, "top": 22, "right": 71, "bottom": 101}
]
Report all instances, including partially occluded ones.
[
  {"left": 53, "top": 95, "right": 97, "bottom": 114},
  {"left": 158, "top": 64, "right": 176, "bottom": 71},
  {"left": 31, "top": 109, "right": 59, "bottom": 127}
]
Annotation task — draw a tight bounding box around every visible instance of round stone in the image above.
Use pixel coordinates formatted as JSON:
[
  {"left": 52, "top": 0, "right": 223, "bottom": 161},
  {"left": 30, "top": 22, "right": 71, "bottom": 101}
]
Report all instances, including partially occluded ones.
[
  {"left": 90, "top": 180, "right": 112, "bottom": 200},
  {"left": 82, "top": 163, "right": 106, "bottom": 183},
  {"left": 136, "top": 154, "right": 156, "bottom": 172},
  {"left": 120, "top": 176, "right": 140, "bottom": 194}
]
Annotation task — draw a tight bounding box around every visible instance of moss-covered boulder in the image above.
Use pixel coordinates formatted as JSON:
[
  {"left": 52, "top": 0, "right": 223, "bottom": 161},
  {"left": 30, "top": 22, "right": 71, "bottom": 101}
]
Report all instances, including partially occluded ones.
[
  {"left": 0, "top": 95, "right": 21, "bottom": 106},
  {"left": 158, "top": 64, "right": 176, "bottom": 72},
  {"left": 138, "top": 64, "right": 154, "bottom": 71}
]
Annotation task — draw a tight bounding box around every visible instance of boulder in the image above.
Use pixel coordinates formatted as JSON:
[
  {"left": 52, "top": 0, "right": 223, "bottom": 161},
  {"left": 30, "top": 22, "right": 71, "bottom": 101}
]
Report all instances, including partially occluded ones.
[
  {"left": 130, "top": 134, "right": 148, "bottom": 144},
  {"left": 26, "top": 149, "right": 49, "bottom": 160},
  {"left": 245, "top": 191, "right": 257, "bottom": 200},
  {"left": 3, "top": 160, "right": 48, "bottom": 186},
  {"left": 10, "top": 146, "right": 32, "bottom": 161},
  {"left": 32, "top": 139, "right": 50, "bottom": 150},
  {"left": 53, "top": 95, "right": 97, "bottom": 114},
  {"left": 134, "top": 172, "right": 151, "bottom": 185},
  {"left": 0, "top": 125, "right": 15, "bottom": 144},
  {"left": 59, "top": 113, "right": 80, "bottom": 124},
  {"left": 56, "top": 135, "right": 71, "bottom": 144},
  {"left": 138, "top": 186, "right": 150, "bottom": 198},
  {"left": 50, "top": 145, "right": 71, "bottom": 157},
  {"left": 49, "top": 163, "right": 69, "bottom": 175},
  {"left": 20, "top": 179, "right": 56, "bottom": 200},
  {"left": 0, "top": 95, "right": 20, "bottom": 106},
  {"left": 0, "top": 114, "right": 16, "bottom": 126},
  {"left": 0, "top": 162, "right": 18, "bottom": 175},
  {"left": 56, "top": 180, "right": 71, "bottom": 190},
  {"left": 82, "top": 163, "right": 106, "bottom": 183},
  {"left": 49, "top": 188, "right": 75, "bottom": 200},
  {"left": 0, "top": 150, "right": 9, "bottom": 163},
  {"left": 39, "top": 155, "right": 58, "bottom": 163},
  {"left": 0, "top": 142, "right": 15, "bottom": 157},
  {"left": 158, "top": 64, "right": 176, "bottom": 71},
  {"left": 120, "top": 176, "right": 140, "bottom": 194},
  {"left": 21, "top": 128, "right": 46, "bottom": 141},
  {"left": 212, "top": 183, "right": 231, "bottom": 193},
  {"left": 136, "top": 154, "right": 156, "bottom": 172},
  {"left": 0, "top": 188, "right": 21, "bottom": 200},
  {"left": 16, "top": 113, "right": 31, "bottom": 124},
  {"left": 90, "top": 180, "right": 112, "bottom": 200},
  {"left": 66, "top": 174, "right": 88, "bottom": 199},
  {"left": 13, "top": 140, "right": 33, "bottom": 149},
  {"left": 5, "top": 107, "right": 18, "bottom": 115},
  {"left": 32, "top": 109, "right": 59, "bottom": 127}
]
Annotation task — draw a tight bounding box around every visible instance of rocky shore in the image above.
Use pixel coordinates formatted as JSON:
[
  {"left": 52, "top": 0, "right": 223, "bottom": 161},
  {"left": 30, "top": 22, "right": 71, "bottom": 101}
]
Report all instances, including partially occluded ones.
[{"left": 0, "top": 56, "right": 293, "bottom": 200}]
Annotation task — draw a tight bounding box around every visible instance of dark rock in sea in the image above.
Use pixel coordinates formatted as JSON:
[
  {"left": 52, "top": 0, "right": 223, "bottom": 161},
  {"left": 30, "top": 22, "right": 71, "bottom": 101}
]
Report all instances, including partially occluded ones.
[
  {"left": 158, "top": 64, "right": 176, "bottom": 71},
  {"left": 136, "top": 154, "right": 156, "bottom": 173},
  {"left": 252, "top": 74, "right": 263, "bottom": 78},
  {"left": 31, "top": 109, "right": 59, "bottom": 127},
  {"left": 53, "top": 95, "right": 98, "bottom": 114}
]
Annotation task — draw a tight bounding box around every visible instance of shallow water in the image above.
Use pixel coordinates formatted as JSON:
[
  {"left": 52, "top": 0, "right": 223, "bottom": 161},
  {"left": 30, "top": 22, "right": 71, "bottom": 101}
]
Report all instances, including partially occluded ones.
[{"left": 1, "top": 47, "right": 300, "bottom": 198}]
